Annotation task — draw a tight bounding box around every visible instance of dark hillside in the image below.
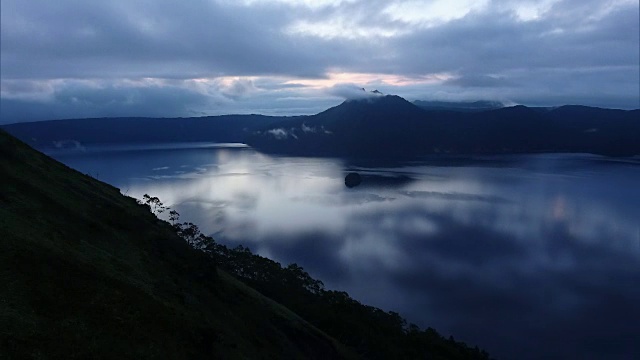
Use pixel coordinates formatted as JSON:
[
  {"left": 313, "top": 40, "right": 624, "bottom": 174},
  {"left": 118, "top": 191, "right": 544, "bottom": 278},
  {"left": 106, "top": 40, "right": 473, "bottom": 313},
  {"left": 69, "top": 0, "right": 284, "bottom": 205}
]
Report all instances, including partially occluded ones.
[
  {"left": 0, "top": 129, "right": 348, "bottom": 359},
  {"left": 2, "top": 115, "right": 289, "bottom": 149},
  {"left": 547, "top": 106, "right": 640, "bottom": 156},
  {"left": 0, "top": 129, "right": 493, "bottom": 359},
  {"left": 413, "top": 100, "right": 504, "bottom": 112},
  {"left": 247, "top": 98, "right": 640, "bottom": 157}
]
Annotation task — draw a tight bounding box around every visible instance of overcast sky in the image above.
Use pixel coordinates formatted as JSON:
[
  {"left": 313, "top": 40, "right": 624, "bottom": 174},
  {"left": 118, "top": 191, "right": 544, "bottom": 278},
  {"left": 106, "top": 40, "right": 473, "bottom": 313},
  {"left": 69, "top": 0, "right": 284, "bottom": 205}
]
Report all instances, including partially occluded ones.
[{"left": 1, "top": 0, "right": 639, "bottom": 123}]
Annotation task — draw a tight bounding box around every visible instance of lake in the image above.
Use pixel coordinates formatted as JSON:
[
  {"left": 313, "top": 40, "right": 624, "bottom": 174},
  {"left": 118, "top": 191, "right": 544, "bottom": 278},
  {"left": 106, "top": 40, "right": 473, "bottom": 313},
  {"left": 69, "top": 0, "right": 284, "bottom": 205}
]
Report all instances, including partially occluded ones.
[{"left": 50, "top": 143, "right": 640, "bottom": 360}]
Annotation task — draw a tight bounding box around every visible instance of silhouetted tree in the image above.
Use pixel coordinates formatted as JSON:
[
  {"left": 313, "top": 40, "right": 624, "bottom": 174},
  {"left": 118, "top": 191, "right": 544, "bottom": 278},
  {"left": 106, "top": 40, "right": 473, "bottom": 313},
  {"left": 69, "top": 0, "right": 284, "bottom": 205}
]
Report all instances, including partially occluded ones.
[
  {"left": 169, "top": 209, "right": 180, "bottom": 225},
  {"left": 138, "top": 194, "right": 493, "bottom": 359},
  {"left": 140, "top": 193, "right": 168, "bottom": 215}
]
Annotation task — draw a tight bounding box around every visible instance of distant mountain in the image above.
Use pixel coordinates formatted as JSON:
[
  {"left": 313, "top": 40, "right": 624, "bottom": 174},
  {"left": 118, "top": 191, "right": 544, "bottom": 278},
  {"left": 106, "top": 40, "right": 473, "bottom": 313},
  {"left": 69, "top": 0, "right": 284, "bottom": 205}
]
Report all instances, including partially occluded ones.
[
  {"left": 413, "top": 100, "right": 504, "bottom": 112},
  {"left": 247, "top": 96, "right": 640, "bottom": 157},
  {"left": 247, "top": 95, "right": 437, "bottom": 157},
  {"left": 1, "top": 114, "right": 289, "bottom": 149},
  {"left": 2, "top": 96, "right": 638, "bottom": 157}
]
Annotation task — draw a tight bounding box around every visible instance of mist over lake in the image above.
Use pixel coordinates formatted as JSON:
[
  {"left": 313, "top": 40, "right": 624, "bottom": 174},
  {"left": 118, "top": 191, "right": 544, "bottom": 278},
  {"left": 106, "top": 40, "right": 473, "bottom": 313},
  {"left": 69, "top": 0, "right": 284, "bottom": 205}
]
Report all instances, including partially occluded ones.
[{"left": 51, "top": 144, "right": 640, "bottom": 360}]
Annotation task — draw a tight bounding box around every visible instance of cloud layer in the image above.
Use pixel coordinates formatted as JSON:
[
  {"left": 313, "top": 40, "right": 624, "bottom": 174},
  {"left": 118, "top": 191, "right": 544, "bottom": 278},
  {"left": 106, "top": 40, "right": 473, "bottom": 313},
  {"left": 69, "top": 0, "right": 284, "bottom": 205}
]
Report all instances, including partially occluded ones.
[{"left": 1, "top": 0, "right": 638, "bottom": 122}]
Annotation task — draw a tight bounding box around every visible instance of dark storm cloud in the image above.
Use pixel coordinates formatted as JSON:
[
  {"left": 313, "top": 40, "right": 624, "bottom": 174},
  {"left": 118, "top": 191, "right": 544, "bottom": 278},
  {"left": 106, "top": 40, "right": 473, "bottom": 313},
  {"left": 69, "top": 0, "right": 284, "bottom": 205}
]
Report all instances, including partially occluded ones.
[
  {"left": 3, "top": 1, "right": 637, "bottom": 78},
  {"left": 389, "top": 2, "right": 638, "bottom": 104},
  {"left": 1, "top": 0, "right": 638, "bottom": 121},
  {"left": 392, "top": 1, "right": 638, "bottom": 74},
  {"left": 1, "top": 0, "right": 375, "bottom": 80}
]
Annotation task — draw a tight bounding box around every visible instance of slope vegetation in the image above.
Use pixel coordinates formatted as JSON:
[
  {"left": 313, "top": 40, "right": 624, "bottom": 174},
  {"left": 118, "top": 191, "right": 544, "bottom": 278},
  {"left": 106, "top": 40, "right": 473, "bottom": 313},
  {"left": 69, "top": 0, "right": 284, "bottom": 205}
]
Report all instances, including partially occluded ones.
[
  {"left": 0, "top": 129, "right": 348, "bottom": 359},
  {"left": 0, "top": 129, "right": 492, "bottom": 359}
]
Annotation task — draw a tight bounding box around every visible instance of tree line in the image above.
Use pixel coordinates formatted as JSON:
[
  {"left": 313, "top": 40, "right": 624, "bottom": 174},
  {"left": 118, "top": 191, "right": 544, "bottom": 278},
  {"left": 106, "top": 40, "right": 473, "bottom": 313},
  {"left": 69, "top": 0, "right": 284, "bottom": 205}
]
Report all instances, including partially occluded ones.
[{"left": 140, "top": 194, "right": 492, "bottom": 360}]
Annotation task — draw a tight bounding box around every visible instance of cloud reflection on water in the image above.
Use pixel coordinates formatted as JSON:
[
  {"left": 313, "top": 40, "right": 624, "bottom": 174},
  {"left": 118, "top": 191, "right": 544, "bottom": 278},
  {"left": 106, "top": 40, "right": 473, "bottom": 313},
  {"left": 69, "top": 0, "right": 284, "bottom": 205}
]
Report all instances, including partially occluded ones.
[{"left": 61, "top": 147, "right": 640, "bottom": 360}]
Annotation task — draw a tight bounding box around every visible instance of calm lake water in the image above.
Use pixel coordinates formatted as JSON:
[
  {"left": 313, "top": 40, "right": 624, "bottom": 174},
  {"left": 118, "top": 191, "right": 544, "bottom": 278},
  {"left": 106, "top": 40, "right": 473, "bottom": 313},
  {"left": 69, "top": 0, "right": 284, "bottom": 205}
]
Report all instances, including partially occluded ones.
[{"left": 50, "top": 143, "right": 640, "bottom": 360}]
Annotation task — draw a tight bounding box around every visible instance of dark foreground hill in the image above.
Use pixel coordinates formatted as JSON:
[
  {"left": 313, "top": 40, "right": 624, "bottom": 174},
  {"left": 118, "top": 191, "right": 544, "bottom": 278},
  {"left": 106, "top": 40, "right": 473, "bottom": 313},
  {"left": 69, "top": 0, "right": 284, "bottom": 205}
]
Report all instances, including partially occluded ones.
[
  {"left": 0, "top": 129, "right": 349, "bottom": 359},
  {"left": 0, "top": 130, "right": 491, "bottom": 359}
]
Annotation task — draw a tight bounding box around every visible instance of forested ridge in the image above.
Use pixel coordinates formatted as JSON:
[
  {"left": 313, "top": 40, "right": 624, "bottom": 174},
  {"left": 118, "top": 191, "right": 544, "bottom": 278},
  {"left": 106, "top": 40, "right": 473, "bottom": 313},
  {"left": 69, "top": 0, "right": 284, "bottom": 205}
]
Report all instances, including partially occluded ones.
[{"left": 147, "top": 195, "right": 492, "bottom": 360}]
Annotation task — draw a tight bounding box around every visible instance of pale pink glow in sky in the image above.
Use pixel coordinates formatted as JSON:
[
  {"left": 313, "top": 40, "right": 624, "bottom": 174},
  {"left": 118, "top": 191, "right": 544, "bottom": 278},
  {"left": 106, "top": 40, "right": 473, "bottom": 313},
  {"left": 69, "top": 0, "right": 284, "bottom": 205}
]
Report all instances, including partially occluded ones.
[
  {"left": 179, "top": 72, "right": 455, "bottom": 92},
  {"left": 284, "top": 72, "right": 455, "bottom": 88}
]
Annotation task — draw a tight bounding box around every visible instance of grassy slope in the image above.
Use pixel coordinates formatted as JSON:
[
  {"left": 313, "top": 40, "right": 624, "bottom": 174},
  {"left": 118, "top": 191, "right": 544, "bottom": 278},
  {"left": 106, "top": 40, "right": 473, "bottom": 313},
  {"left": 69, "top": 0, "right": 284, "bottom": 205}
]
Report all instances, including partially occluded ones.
[{"left": 0, "top": 129, "right": 352, "bottom": 359}]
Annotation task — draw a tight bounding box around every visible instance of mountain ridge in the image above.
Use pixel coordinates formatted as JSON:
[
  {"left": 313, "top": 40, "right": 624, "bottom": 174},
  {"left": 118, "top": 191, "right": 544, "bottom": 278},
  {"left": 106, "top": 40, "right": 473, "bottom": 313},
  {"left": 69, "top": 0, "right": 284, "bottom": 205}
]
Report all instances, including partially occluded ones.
[
  {"left": 248, "top": 95, "right": 639, "bottom": 157},
  {"left": 2, "top": 95, "right": 638, "bottom": 157},
  {"left": 413, "top": 100, "right": 505, "bottom": 112}
]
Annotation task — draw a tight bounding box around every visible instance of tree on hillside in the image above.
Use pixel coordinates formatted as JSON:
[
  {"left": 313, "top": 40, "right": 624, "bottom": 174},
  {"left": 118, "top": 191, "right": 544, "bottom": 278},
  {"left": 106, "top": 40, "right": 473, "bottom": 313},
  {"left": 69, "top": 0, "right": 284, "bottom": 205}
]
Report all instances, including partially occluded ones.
[
  {"left": 140, "top": 194, "right": 168, "bottom": 215},
  {"left": 138, "top": 194, "right": 493, "bottom": 359}
]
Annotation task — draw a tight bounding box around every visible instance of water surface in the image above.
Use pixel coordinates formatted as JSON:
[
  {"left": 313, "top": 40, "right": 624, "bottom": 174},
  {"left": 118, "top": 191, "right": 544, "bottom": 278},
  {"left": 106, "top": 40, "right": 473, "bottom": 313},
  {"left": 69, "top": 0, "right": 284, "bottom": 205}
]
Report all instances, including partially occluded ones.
[{"left": 53, "top": 144, "right": 640, "bottom": 360}]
